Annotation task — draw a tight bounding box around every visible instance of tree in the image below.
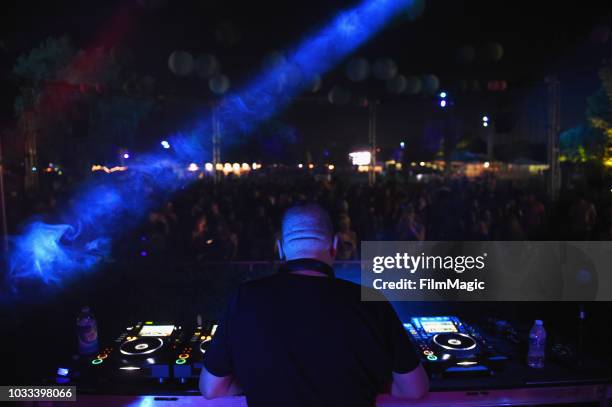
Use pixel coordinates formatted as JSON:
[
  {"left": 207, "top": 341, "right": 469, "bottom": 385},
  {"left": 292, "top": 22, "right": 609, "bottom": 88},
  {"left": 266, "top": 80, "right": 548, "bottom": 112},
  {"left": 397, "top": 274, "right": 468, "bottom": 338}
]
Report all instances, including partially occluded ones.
[
  {"left": 594, "top": 61, "right": 612, "bottom": 168},
  {"left": 13, "top": 37, "right": 154, "bottom": 180}
]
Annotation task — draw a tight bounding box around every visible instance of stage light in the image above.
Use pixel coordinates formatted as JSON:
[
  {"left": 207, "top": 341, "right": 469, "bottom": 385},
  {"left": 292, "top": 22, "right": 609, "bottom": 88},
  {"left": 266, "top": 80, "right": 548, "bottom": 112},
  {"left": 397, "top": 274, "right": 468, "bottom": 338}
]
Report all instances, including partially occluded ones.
[
  {"left": 328, "top": 164, "right": 335, "bottom": 170},
  {"left": 439, "top": 91, "right": 447, "bottom": 98},
  {"left": 484, "top": 161, "right": 490, "bottom": 168},
  {"left": 57, "top": 367, "right": 69, "bottom": 377},
  {"left": 349, "top": 151, "right": 371, "bottom": 166},
  {"left": 242, "top": 163, "right": 250, "bottom": 170},
  {"left": 419, "top": 161, "right": 425, "bottom": 166},
  {"left": 400, "top": 141, "right": 405, "bottom": 149},
  {"left": 187, "top": 163, "right": 199, "bottom": 172},
  {"left": 160, "top": 140, "right": 170, "bottom": 149},
  {"left": 31, "top": 167, "right": 37, "bottom": 172},
  {"left": 204, "top": 163, "right": 214, "bottom": 172},
  {"left": 215, "top": 163, "right": 223, "bottom": 171},
  {"left": 298, "top": 163, "right": 303, "bottom": 168},
  {"left": 123, "top": 153, "right": 130, "bottom": 159},
  {"left": 482, "top": 115, "right": 489, "bottom": 122},
  {"left": 232, "top": 163, "right": 240, "bottom": 171},
  {"left": 308, "top": 163, "right": 315, "bottom": 169},
  {"left": 440, "top": 100, "right": 447, "bottom": 108},
  {"left": 483, "top": 122, "right": 489, "bottom": 127}
]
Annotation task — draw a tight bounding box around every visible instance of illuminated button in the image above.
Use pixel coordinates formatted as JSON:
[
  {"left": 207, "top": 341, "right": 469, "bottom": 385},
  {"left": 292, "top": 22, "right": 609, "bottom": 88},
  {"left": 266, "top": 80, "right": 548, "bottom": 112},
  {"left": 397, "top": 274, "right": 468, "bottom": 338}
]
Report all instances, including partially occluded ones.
[
  {"left": 135, "top": 343, "right": 149, "bottom": 350},
  {"left": 423, "top": 350, "right": 433, "bottom": 356},
  {"left": 178, "top": 353, "right": 190, "bottom": 359},
  {"left": 427, "top": 355, "right": 438, "bottom": 361},
  {"left": 175, "top": 358, "right": 187, "bottom": 365},
  {"left": 92, "top": 358, "right": 104, "bottom": 365},
  {"left": 96, "top": 354, "right": 108, "bottom": 359},
  {"left": 448, "top": 339, "right": 462, "bottom": 346}
]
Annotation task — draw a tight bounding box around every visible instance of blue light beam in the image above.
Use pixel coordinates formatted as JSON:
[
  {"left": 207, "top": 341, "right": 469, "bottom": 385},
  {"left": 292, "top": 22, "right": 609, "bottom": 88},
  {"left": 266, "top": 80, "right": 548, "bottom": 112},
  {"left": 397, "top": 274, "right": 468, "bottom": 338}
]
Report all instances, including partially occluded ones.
[{"left": 7, "top": 0, "right": 417, "bottom": 290}]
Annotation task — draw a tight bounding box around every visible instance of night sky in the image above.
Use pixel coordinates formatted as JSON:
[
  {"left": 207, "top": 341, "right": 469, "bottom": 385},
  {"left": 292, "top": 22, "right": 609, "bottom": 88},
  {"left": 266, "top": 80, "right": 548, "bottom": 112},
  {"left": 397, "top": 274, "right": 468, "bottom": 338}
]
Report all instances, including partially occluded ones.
[{"left": 2, "top": 0, "right": 612, "bottom": 161}]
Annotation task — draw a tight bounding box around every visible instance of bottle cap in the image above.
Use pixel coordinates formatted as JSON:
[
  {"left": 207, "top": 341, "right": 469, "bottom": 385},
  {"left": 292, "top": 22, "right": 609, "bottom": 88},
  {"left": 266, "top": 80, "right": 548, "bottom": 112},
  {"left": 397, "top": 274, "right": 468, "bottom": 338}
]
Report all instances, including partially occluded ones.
[{"left": 535, "top": 319, "right": 543, "bottom": 325}]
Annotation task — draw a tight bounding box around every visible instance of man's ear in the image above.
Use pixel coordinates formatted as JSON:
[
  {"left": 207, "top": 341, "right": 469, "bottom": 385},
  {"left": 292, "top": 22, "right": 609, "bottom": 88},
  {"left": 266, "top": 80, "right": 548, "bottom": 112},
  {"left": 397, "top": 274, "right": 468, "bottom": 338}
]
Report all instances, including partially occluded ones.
[
  {"left": 330, "top": 234, "right": 338, "bottom": 259},
  {"left": 277, "top": 239, "right": 285, "bottom": 261}
]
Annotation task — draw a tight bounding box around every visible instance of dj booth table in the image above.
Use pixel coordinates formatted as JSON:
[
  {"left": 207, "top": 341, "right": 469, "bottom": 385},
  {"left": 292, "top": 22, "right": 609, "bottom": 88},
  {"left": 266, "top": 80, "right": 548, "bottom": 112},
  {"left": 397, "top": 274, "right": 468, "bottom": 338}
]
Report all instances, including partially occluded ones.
[
  {"left": 67, "top": 363, "right": 612, "bottom": 407},
  {"left": 69, "top": 383, "right": 612, "bottom": 407}
]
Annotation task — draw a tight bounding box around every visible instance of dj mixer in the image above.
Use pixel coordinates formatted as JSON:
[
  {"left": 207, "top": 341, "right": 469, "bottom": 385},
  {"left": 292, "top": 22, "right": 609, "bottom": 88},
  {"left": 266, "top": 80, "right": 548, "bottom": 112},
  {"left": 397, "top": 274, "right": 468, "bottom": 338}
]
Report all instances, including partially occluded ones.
[
  {"left": 173, "top": 322, "right": 219, "bottom": 382},
  {"left": 404, "top": 316, "right": 507, "bottom": 377}
]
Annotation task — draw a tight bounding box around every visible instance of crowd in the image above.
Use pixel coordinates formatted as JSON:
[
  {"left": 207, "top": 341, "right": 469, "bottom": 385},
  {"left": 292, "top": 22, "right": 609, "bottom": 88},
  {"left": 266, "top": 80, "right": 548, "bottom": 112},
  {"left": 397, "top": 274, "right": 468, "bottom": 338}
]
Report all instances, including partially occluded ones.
[{"left": 139, "top": 172, "right": 612, "bottom": 262}]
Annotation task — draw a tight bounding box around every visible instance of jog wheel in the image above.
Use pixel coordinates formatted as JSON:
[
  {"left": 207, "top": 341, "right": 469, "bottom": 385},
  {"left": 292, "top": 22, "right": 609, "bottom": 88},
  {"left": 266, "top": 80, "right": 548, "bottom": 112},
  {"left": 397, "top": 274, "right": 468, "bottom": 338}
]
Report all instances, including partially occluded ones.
[
  {"left": 430, "top": 332, "right": 478, "bottom": 358},
  {"left": 120, "top": 337, "right": 164, "bottom": 356}
]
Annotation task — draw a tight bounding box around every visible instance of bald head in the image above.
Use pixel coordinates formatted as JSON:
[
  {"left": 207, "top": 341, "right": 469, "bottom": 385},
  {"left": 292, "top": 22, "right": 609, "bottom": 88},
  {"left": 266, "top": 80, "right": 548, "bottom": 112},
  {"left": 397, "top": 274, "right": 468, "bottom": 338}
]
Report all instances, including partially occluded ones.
[{"left": 280, "top": 203, "right": 336, "bottom": 263}]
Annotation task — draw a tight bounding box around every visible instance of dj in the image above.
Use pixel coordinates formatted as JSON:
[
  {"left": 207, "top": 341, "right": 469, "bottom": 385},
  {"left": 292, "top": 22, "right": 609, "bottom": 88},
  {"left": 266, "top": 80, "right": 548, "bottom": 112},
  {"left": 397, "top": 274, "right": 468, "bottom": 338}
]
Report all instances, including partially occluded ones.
[{"left": 200, "top": 203, "right": 429, "bottom": 406}]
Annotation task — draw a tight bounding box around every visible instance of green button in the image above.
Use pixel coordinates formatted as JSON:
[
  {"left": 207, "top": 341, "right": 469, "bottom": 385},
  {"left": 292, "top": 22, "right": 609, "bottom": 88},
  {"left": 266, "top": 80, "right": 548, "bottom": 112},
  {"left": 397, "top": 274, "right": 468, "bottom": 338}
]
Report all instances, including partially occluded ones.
[
  {"left": 92, "top": 358, "right": 104, "bottom": 365},
  {"left": 175, "top": 358, "right": 187, "bottom": 365},
  {"left": 427, "top": 354, "right": 438, "bottom": 361}
]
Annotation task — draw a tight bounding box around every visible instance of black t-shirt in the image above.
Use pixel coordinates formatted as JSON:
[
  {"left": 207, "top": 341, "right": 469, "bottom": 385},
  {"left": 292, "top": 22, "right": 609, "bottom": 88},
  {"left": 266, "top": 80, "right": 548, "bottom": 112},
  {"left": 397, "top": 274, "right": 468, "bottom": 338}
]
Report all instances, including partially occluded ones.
[{"left": 203, "top": 273, "right": 420, "bottom": 407}]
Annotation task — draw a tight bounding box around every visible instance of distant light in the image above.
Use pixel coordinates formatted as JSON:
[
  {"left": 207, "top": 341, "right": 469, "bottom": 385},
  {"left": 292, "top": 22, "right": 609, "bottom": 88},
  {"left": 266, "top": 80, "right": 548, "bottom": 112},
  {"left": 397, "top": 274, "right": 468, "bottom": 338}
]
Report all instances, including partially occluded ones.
[
  {"left": 349, "top": 151, "right": 371, "bottom": 166},
  {"left": 215, "top": 163, "right": 223, "bottom": 171},
  {"left": 205, "top": 163, "right": 214, "bottom": 172},
  {"left": 188, "top": 163, "right": 199, "bottom": 172},
  {"left": 440, "top": 100, "right": 447, "bottom": 108},
  {"left": 242, "top": 163, "right": 250, "bottom": 170},
  {"left": 32, "top": 167, "right": 37, "bottom": 172},
  {"left": 419, "top": 161, "right": 425, "bottom": 167},
  {"left": 416, "top": 174, "right": 423, "bottom": 181},
  {"left": 482, "top": 115, "right": 489, "bottom": 122},
  {"left": 328, "top": 164, "right": 335, "bottom": 170},
  {"left": 161, "top": 140, "right": 170, "bottom": 149},
  {"left": 232, "top": 163, "right": 240, "bottom": 171},
  {"left": 91, "top": 165, "right": 128, "bottom": 173},
  {"left": 298, "top": 163, "right": 303, "bottom": 169},
  {"left": 439, "top": 91, "right": 447, "bottom": 98},
  {"left": 123, "top": 153, "right": 130, "bottom": 159},
  {"left": 140, "top": 251, "right": 147, "bottom": 257},
  {"left": 49, "top": 163, "right": 54, "bottom": 168},
  {"left": 400, "top": 141, "right": 405, "bottom": 149},
  {"left": 483, "top": 122, "right": 489, "bottom": 127},
  {"left": 484, "top": 161, "right": 490, "bottom": 168},
  {"left": 308, "top": 163, "right": 315, "bottom": 169}
]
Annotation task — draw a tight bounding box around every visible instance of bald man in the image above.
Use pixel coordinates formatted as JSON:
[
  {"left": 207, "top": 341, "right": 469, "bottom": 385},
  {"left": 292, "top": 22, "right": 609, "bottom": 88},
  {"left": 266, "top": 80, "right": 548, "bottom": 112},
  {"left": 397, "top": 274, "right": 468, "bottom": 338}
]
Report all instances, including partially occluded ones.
[{"left": 200, "top": 203, "right": 429, "bottom": 407}]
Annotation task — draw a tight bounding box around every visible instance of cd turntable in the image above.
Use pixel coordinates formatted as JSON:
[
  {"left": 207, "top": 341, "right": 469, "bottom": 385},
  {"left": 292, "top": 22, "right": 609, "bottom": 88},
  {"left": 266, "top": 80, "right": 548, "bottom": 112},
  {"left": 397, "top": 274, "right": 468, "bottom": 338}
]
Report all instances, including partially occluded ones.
[{"left": 404, "top": 316, "right": 507, "bottom": 376}]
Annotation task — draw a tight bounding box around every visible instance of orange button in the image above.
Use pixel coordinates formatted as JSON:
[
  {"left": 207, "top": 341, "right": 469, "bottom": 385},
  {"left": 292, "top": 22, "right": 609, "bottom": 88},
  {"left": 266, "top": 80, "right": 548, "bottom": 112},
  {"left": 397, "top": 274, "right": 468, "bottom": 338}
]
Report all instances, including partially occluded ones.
[
  {"left": 178, "top": 353, "right": 190, "bottom": 359},
  {"left": 97, "top": 353, "right": 108, "bottom": 359}
]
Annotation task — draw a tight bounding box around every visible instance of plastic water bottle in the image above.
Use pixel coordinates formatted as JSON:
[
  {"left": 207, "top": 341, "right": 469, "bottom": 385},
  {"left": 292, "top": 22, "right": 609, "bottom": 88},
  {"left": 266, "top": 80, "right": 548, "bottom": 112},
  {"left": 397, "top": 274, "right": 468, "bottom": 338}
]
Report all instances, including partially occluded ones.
[
  {"left": 77, "top": 306, "right": 99, "bottom": 356},
  {"left": 527, "top": 320, "right": 546, "bottom": 368}
]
